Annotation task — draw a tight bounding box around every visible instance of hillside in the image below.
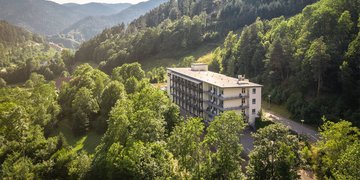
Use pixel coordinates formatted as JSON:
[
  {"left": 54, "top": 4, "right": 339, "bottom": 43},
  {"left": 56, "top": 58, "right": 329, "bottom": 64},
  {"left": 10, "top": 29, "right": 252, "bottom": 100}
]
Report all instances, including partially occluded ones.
[
  {"left": 60, "top": 0, "right": 168, "bottom": 43},
  {"left": 63, "top": 2, "right": 131, "bottom": 16},
  {"left": 0, "top": 21, "right": 66, "bottom": 84},
  {"left": 0, "top": 0, "right": 87, "bottom": 35},
  {"left": 0, "top": 0, "right": 132, "bottom": 37},
  {"left": 210, "top": 0, "right": 360, "bottom": 126},
  {"left": 74, "top": 0, "right": 316, "bottom": 72},
  {"left": 0, "top": 20, "right": 43, "bottom": 45}
]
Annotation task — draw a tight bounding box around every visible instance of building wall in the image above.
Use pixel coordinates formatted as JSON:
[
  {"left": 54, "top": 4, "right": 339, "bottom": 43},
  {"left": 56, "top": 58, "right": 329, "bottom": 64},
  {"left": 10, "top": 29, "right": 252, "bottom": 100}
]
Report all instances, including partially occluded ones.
[
  {"left": 167, "top": 69, "right": 262, "bottom": 127},
  {"left": 248, "top": 87, "right": 262, "bottom": 126},
  {"left": 224, "top": 88, "right": 243, "bottom": 97}
]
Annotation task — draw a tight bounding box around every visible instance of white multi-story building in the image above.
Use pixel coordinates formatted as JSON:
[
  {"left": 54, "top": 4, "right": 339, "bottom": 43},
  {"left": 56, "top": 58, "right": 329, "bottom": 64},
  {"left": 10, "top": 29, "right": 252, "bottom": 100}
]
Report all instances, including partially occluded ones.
[{"left": 167, "top": 63, "right": 262, "bottom": 126}]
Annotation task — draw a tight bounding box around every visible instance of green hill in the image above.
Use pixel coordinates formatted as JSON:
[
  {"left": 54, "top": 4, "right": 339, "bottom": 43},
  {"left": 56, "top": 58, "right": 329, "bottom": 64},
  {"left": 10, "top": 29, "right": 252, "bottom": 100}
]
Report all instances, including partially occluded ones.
[
  {"left": 211, "top": 0, "right": 360, "bottom": 125},
  {"left": 0, "top": 21, "right": 65, "bottom": 84},
  {"left": 74, "top": 0, "right": 316, "bottom": 73}
]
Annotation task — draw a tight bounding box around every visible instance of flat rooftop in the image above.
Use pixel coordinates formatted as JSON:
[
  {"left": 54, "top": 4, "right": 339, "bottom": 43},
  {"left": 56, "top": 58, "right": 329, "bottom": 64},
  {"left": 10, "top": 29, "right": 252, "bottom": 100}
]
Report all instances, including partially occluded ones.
[{"left": 168, "top": 68, "right": 262, "bottom": 88}]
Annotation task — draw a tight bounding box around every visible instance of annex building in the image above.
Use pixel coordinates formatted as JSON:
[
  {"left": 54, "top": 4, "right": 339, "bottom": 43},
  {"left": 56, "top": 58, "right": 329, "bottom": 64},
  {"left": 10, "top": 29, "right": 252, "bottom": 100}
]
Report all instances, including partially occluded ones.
[{"left": 167, "top": 63, "right": 262, "bottom": 126}]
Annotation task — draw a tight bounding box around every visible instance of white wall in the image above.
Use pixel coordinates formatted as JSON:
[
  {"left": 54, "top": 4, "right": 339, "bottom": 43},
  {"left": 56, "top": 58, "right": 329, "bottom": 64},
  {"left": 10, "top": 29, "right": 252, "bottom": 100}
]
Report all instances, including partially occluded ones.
[{"left": 248, "top": 87, "right": 262, "bottom": 127}]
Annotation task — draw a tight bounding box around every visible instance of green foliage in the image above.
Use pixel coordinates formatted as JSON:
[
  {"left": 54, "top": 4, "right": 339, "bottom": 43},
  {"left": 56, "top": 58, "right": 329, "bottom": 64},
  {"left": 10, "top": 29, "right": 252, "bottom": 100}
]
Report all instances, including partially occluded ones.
[
  {"left": 214, "top": 0, "right": 360, "bottom": 125},
  {"left": 103, "top": 141, "right": 180, "bottom": 179},
  {"left": 0, "top": 21, "right": 67, "bottom": 84},
  {"left": 168, "top": 117, "right": 204, "bottom": 176},
  {"left": 163, "top": 103, "right": 181, "bottom": 134},
  {"left": 67, "top": 151, "right": 92, "bottom": 179},
  {"left": 177, "top": 56, "right": 196, "bottom": 67},
  {"left": 97, "top": 81, "right": 126, "bottom": 132},
  {"left": 75, "top": 0, "right": 314, "bottom": 73},
  {"left": 112, "top": 62, "right": 145, "bottom": 83},
  {"left": 333, "top": 141, "right": 360, "bottom": 179},
  {"left": 72, "top": 87, "right": 100, "bottom": 135},
  {"left": 0, "top": 78, "right": 6, "bottom": 87},
  {"left": 1, "top": 154, "right": 35, "bottom": 179},
  {"left": 204, "top": 111, "right": 245, "bottom": 179},
  {"left": 58, "top": 64, "right": 110, "bottom": 135},
  {"left": 247, "top": 124, "right": 302, "bottom": 180},
  {"left": 147, "top": 66, "right": 166, "bottom": 83},
  {"left": 313, "top": 118, "right": 360, "bottom": 179}
]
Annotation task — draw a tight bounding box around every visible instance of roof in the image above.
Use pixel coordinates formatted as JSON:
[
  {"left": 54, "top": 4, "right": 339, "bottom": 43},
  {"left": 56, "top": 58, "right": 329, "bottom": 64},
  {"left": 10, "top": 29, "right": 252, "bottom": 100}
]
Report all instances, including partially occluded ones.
[{"left": 167, "top": 68, "right": 262, "bottom": 88}]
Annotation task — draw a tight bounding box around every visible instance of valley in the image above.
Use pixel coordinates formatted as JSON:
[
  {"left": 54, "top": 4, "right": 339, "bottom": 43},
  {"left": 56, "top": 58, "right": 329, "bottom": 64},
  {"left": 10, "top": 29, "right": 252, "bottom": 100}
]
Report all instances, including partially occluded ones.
[{"left": 0, "top": 0, "right": 359, "bottom": 179}]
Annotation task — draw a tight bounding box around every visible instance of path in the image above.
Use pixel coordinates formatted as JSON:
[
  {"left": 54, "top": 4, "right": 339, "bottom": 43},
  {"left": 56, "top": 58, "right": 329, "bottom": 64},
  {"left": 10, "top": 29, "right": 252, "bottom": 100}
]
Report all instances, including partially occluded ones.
[
  {"left": 240, "top": 110, "right": 320, "bottom": 157},
  {"left": 263, "top": 110, "right": 320, "bottom": 142}
]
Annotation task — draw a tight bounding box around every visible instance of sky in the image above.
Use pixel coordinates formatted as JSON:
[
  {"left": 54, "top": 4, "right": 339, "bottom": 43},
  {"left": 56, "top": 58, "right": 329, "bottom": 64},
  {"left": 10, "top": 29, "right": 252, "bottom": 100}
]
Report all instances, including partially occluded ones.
[{"left": 49, "top": 0, "right": 147, "bottom": 4}]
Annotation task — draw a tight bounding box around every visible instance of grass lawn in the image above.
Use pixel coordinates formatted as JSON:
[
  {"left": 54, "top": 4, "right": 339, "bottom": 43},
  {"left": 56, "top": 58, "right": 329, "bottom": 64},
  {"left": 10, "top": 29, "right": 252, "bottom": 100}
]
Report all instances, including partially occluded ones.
[
  {"left": 55, "top": 119, "right": 103, "bottom": 154},
  {"left": 140, "top": 42, "right": 220, "bottom": 71},
  {"left": 262, "top": 101, "right": 292, "bottom": 119}
]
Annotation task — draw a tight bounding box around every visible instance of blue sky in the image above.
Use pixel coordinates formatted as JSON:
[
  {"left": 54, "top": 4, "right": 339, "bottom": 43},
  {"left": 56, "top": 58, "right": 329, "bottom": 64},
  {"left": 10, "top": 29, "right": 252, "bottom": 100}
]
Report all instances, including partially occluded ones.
[{"left": 49, "top": 0, "right": 147, "bottom": 4}]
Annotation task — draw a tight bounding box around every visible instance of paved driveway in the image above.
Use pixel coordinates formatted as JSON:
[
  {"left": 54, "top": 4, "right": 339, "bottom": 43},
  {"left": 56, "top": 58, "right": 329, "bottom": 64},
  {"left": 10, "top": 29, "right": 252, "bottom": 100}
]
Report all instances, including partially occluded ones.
[
  {"left": 240, "top": 110, "right": 320, "bottom": 157},
  {"left": 264, "top": 111, "right": 320, "bottom": 142},
  {"left": 240, "top": 127, "right": 254, "bottom": 155}
]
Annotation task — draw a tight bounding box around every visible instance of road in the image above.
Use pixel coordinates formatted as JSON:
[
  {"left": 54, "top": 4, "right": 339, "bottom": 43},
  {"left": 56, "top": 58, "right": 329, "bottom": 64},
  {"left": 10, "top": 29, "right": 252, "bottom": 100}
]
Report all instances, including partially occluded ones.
[
  {"left": 263, "top": 111, "right": 320, "bottom": 142},
  {"left": 240, "top": 110, "right": 320, "bottom": 157}
]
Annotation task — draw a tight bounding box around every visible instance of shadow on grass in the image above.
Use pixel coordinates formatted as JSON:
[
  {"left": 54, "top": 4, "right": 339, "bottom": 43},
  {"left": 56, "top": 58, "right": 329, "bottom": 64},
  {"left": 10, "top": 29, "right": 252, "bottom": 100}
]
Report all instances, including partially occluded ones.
[{"left": 55, "top": 119, "right": 103, "bottom": 154}]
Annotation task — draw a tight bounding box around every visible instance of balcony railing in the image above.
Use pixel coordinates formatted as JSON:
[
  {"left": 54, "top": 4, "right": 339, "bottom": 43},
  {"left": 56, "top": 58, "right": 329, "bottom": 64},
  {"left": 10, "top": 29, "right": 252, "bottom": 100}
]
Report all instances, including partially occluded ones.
[
  {"left": 205, "top": 91, "right": 248, "bottom": 100},
  {"left": 205, "top": 100, "right": 249, "bottom": 111}
]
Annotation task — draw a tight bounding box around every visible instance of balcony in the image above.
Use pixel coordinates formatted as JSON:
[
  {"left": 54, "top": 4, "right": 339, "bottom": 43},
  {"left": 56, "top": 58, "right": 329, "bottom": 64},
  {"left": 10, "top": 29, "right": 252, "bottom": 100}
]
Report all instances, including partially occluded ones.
[
  {"left": 205, "top": 91, "right": 248, "bottom": 100},
  {"left": 205, "top": 100, "right": 248, "bottom": 111}
]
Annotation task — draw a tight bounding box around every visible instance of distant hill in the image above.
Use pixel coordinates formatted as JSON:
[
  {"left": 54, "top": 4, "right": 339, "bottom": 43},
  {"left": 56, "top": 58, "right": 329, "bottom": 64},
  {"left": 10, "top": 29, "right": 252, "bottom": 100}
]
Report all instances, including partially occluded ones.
[
  {"left": 62, "top": 2, "right": 131, "bottom": 17},
  {"left": 75, "top": 0, "right": 316, "bottom": 71},
  {"left": 60, "top": 0, "right": 168, "bottom": 43},
  {"left": 0, "top": 0, "right": 132, "bottom": 36},
  {"left": 0, "top": 0, "right": 84, "bottom": 35},
  {"left": 0, "top": 20, "right": 43, "bottom": 44}
]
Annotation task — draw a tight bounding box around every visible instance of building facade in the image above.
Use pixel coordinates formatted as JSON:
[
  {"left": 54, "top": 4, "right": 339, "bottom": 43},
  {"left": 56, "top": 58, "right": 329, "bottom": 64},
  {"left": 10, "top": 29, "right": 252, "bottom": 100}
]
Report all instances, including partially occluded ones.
[{"left": 167, "top": 64, "right": 262, "bottom": 126}]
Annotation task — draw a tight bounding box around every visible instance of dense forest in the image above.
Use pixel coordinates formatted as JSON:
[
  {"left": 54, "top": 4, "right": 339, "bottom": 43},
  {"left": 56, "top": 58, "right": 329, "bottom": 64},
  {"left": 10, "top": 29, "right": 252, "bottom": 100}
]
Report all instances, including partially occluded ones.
[
  {"left": 211, "top": 0, "right": 360, "bottom": 126},
  {"left": 74, "top": 0, "right": 360, "bottom": 127},
  {"left": 1, "top": 62, "right": 359, "bottom": 179},
  {"left": 74, "top": 0, "right": 316, "bottom": 73},
  {"left": 1, "top": 0, "right": 360, "bottom": 178},
  {"left": 0, "top": 21, "right": 74, "bottom": 85}
]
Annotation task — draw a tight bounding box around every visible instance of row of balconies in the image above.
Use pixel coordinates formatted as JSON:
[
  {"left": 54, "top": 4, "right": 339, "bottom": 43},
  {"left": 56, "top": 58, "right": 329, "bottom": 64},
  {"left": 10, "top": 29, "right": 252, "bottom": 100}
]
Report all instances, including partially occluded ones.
[
  {"left": 170, "top": 79, "right": 201, "bottom": 89},
  {"left": 171, "top": 88, "right": 201, "bottom": 97},
  {"left": 171, "top": 92, "right": 202, "bottom": 102},
  {"left": 170, "top": 85, "right": 203, "bottom": 92}
]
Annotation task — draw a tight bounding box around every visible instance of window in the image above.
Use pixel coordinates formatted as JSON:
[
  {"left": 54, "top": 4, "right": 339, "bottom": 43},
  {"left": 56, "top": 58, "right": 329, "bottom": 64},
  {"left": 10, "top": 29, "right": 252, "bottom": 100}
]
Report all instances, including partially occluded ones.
[
  {"left": 252, "top": 109, "right": 256, "bottom": 115},
  {"left": 219, "top": 100, "right": 224, "bottom": 107},
  {"left": 252, "top": 88, "right": 256, "bottom": 94},
  {"left": 242, "top": 88, "right": 246, "bottom": 93},
  {"left": 252, "top": 99, "right": 256, "bottom": 104},
  {"left": 242, "top": 99, "right": 245, "bottom": 104}
]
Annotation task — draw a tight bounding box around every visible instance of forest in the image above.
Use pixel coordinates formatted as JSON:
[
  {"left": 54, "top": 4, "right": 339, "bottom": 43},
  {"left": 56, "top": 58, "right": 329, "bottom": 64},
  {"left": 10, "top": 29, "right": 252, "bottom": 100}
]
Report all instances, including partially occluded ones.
[
  {"left": 1, "top": 62, "right": 359, "bottom": 179},
  {"left": 74, "top": 0, "right": 316, "bottom": 73},
  {"left": 211, "top": 0, "right": 360, "bottom": 126},
  {"left": 1, "top": 0, "right": 360, "bottom": 179}
]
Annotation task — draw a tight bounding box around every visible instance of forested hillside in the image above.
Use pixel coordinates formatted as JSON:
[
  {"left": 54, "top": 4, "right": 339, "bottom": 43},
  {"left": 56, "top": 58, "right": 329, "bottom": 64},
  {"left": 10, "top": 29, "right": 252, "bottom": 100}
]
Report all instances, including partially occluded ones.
[
  {"left": 211, "top": 0, "right": 360, "bottom": 126},
  {"left": 0, "top": 21, "right": 71, "bottom": 84},
  {"left": 0, "top": 0, "right": 87, "bottom": 35},
  {"left": 58, "top": 0, "right": 168, "bottom": 43},
  {"left": 0, "top": 0, "right": 131, "bottom": 36},
  {"left": 1, "top": 62, "right": 359, "bottom": 179},
  {"left": 74, "top": 0, "right": 316, "bottom": 73},
  {"left": 2, "top": 0, "right": 360, "bottom": 179},
  {"left": 62, "top": 2, "right": 131, "bottom": 17}
]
